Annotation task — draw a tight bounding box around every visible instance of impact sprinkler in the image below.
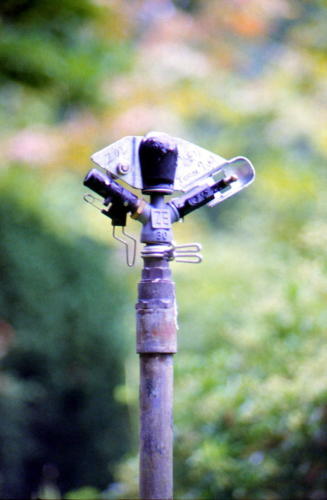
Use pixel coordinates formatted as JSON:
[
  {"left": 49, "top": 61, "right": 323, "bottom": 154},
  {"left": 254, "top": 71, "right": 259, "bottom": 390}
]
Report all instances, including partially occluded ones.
[{"left": 83, "top": 132, "right": 255, "bottom": 500}]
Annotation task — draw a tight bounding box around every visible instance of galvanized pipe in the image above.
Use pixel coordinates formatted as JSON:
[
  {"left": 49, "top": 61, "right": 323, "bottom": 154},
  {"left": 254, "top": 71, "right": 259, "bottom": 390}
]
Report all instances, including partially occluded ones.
[
  {"left": 139, "top": 354, "right": 173, "bottom": 499},
  {"left": 136, "top": 256, "right": 177, "bottom": 500}
]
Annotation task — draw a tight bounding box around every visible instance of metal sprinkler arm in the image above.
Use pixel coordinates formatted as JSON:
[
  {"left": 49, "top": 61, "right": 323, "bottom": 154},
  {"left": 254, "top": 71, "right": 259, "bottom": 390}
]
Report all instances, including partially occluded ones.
[
  {"left": 83, "top": 169, "right": 204, "bottom": 263},
  {"left": 83, "top": 169, "right": 239, "bottom": 266},
  {"left": 168, "top": 174, "right": 238, "bottom": 220}
]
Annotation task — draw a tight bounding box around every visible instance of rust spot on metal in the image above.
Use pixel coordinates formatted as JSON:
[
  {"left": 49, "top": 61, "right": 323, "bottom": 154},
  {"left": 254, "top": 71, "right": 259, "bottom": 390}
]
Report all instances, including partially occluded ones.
[
  {"left": 136, "top": 261, "right": 177, "bottom": 353},
  {"left": 137, "top": 307, "right": 177, "bottom": 353}
]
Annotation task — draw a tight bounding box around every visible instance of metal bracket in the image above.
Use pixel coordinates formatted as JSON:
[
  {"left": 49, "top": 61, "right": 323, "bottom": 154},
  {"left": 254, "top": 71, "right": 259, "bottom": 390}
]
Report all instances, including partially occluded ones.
[
  {"left": 83, "top": 193, "right": 105, "bottom": 212},
  {"left": 168, "top": 242, "right": 202, "bottom": 264},
  {"left": 140, "top": 243, "right": 202, "bottom": 263},
  {"left": 90, "top": 132, "right": 255, "bottom": 194},
  {"left": 113, "top": 226, "right": 137, "bottom": 267},
  {"left": 84, "top": 194, "right": 137, "bottom": 267}
]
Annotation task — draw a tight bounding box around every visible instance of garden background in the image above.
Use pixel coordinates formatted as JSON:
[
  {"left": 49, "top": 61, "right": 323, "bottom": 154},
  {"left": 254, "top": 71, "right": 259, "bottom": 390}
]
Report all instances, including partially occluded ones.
[{"left": 1, "top": 1, "right": 327, "bottom": 499}]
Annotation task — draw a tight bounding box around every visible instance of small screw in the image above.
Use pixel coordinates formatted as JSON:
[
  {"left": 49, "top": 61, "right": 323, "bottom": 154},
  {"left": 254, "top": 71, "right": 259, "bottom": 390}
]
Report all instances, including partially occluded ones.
[{"left": 117, "top": 163, "right": 129, "bottom": 175}]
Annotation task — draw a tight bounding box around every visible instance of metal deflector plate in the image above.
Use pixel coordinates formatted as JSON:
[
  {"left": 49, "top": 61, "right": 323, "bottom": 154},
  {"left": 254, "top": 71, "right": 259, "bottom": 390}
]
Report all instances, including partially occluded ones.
[{"left": 91, "top": 133, "right": 255, "bottom": 194}]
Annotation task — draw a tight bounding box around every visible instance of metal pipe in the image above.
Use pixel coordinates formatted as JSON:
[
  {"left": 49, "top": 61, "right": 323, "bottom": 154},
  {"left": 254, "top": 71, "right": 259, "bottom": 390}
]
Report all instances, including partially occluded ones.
[
  {"left": 136, "top": 256, "right": 177, "bottom": 500},
  {"left": 139, "top": 353, "right": 173, "bottom": 500}
]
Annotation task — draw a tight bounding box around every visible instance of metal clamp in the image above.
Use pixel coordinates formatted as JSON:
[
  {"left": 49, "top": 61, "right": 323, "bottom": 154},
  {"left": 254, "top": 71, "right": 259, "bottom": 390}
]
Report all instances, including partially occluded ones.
[
  {"left": 84, "top": 194, "right": 137, "bottom": 267},
  {"left": 140, "top": 243, "right": 202, "bottom": 263},
  {"left": 83, "top": 193, "right": 105, "bottom": 211},
  {"left": 167, "top": 242, "right": 202, "bottom": 264},
  {"left": 113, "top": 226, "right": 137, "bottom": 267}
]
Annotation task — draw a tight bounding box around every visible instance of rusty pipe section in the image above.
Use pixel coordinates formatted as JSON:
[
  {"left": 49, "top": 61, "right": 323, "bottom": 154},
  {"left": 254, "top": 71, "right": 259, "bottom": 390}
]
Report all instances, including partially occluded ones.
[
  {"left": 137, "top": 257, "right": 177, "bottom": 500},
  {"left": 136, "top": 258, "right": 177, "bottom": 354}
]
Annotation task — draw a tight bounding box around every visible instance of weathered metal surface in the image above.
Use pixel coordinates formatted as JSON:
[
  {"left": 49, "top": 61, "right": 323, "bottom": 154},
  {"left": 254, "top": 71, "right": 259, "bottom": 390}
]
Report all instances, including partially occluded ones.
[
  {"left": 137, "top": 256, "right": 176, "bottom": 499},
  {"left": 136, "top": 258, "right": 177, "bottom": 354},
  {"left": 140, "top": 195, "right": 174, "bottom": 246},
  {"left": 137, "top": 306, "right": 177, "bottom": 354},
  {"left": 91, "top": 132, "right": 254, "bottom": 193},
  {"left": 140, "top": 353, "right": 173, "bottom": 500}
]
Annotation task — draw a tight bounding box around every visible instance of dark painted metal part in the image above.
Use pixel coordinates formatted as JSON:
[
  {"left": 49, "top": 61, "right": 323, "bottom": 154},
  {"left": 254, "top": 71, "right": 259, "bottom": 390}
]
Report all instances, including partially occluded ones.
[
  {"left": 84, "top": 168, "right": 111, "bottom": 198},
  {"left": 137, "top": 256, "right": 177, "bottom": 499},
  {"left": 140, "top": 353, "right": 173, "bottom": 500},
  {"left": 83, "top": 168, "right": 139, "bottom": 225},
  {"left": 169, "top": 175, "right": 237, "bottom": 219},
  {"left": 139, "top": 134, "right": 178, "bottom": 194}
]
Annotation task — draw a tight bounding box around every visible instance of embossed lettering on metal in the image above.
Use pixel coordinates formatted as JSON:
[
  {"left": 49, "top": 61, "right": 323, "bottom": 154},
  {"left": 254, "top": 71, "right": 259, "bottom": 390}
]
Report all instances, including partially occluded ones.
[
  {"left": 91, "top": 133, "right": 255, "bottom": 194},
  {"left": 151, "top": 209, "right": 171, "bottom": 229},
  {"left": 91, "top": 136, "right": 143, "bottom": 189}
]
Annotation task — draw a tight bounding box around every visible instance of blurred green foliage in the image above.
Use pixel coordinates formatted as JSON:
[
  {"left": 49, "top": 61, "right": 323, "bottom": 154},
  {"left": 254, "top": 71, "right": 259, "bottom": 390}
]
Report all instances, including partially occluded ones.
[
  {"left": 0, "top": 0, "right": 132, "bottom": 114},
  {"left": 0, "top": 168, "right": 131, "bottom": 498},
  {"left": 0, "top": 1, "right": 136, "bottom": 496},
  {"left": 1, "top": 0, "right": 327, "bottom": 499},
  {"left": 172, "top": 205, "right": 327, "bottom": 499}
]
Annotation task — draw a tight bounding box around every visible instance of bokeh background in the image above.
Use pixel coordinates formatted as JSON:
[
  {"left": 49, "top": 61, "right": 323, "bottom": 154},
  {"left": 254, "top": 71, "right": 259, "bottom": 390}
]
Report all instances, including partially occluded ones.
[{"left": 1, "top": 0, "right": 327, "bottom": 498}]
